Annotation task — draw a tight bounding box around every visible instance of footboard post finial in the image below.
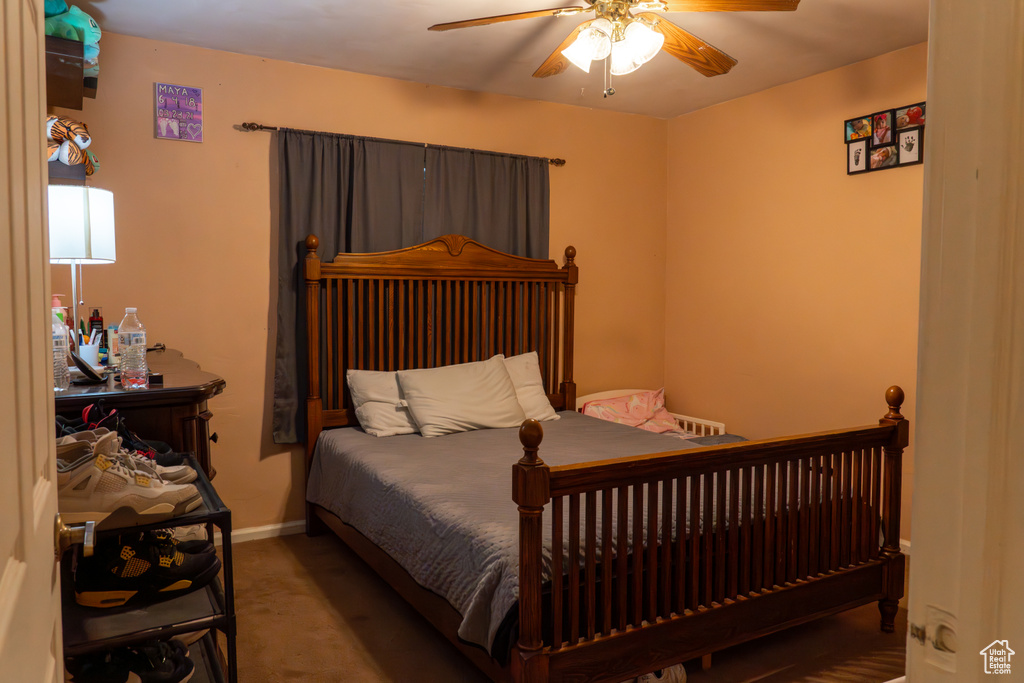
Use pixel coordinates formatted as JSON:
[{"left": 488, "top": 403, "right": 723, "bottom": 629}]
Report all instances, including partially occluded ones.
[
  {"left": 518, "top": 419, "right": 544, "bottom": 465},
  {"left": 878, "top": 385, "right": 908, "bottom": 633},
  {"left": 513, "top": 419, "right": 550, "bottom": 680},
  {"left": 879, "top": 385, "right": 908, "bottom": 555},
  {"left": 884, "top": 385, "right": 905, "bottom": 422}
]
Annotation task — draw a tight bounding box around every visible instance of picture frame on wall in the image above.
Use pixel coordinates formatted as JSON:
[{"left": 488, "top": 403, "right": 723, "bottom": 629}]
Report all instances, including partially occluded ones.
[
  {"left": 871, "top": 110, "right": 894, "bottom": 147},
  {"left": 898, "top": 128, "right": 923, "bottom": 166},
  {"left": 869, "top": 145, "right": 898, "bottom": 170},
  {"left": 844, "top": 101, "right": 925, "bottom": 174},
  {"left": 895, "top": 102, "right": 926, "bottom": 130},
  {"left": 848, "top": 138, "right": 869, "bottom": 174},
  {"left": 845, "top": 116, "right": 872, "bottom": 142}
]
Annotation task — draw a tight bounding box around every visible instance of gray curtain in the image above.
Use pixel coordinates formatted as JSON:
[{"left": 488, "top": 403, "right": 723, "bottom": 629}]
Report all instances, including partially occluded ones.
[
  {"left": 424, "top": 146, "right": 549, "bottom": 257},
  {"left": 272, "top": 129, "right": 550, "bottom": 443},
  {"left": 273, "top": 130, "right": 425, "bottom": 443}
]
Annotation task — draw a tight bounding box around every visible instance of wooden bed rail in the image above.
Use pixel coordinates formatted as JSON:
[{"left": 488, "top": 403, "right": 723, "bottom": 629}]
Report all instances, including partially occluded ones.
[{"left": 512, "top": 387, "right": 908, "bottom": 683}]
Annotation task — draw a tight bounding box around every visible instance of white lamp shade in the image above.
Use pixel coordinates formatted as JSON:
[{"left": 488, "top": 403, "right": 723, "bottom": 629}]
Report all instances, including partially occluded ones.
[
  {"left": 610, "top": 21, "right": 665, "bottom": 75},
  {"left": 562, "top": 18, "right": 613, "bottom": 73},
  {"left": 48, "top": 186, "right": 116, "bottom": 264}
]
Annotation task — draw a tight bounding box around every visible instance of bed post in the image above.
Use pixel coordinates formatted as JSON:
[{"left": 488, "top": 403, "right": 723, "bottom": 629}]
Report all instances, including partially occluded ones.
[
  {"left": 560, "top": 246, "right": 577, "bottom": 412},
  {"left": 304, "top": 234, "right": 325, "bottom": 535},
  {"left": 512, "top": 419, "right": 550, "bottom": 683},
  {"left": 877, "top": 385, "right": 908, "bottom": 632}
]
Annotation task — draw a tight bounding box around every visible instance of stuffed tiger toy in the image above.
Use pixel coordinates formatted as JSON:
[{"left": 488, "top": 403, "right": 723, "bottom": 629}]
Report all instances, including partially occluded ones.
[{"left": 46, "top": 114, "right": 99, "bottom": 175}]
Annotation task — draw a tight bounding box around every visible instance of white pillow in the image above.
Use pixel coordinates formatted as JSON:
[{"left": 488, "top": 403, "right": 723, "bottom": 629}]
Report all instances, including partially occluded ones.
[
  {"left": 503, "top": 352, "right": 559, "bottom": 422},
  {"left": 397, "top": 355, "right": 526, "bottom": 437},
  {"left": 346, "top": 369, "right": 419, "bottom": 437}
]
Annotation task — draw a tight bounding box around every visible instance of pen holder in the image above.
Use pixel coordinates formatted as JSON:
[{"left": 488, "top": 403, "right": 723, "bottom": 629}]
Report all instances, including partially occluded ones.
[{"left": 79, "top": 343, "right": 100, "bottom": 369}]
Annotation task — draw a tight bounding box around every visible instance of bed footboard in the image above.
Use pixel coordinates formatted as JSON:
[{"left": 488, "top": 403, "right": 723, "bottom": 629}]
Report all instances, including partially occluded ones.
[{"left": 512, "top": 387, "right": 908, "bottom": 683}]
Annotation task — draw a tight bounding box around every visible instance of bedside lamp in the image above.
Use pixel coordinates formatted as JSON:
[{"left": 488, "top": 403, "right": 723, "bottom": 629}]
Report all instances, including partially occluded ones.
[{"left": 48, "top": 185, "right": 116, "bottom": 336}]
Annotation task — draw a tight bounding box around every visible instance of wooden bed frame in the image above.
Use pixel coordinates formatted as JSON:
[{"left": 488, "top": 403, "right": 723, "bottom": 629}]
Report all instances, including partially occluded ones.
[{"left": 302, "top": 234, "right": 908, "bottom": 683}]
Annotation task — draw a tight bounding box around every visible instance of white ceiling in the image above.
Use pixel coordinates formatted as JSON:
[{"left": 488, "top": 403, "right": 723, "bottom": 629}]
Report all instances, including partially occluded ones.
[{"left": 74, "top": 0, "right": 930, "bottom": 119}]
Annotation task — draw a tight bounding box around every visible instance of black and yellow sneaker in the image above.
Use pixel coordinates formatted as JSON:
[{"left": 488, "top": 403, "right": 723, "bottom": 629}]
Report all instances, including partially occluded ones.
[{"left": 74, "top": 535, "right": 221, "bottom": 609}]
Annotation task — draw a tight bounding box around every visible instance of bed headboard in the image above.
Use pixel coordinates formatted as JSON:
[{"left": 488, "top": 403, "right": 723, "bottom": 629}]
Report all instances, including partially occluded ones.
[{"left": 303, "top": 233, "right": 578, "bottom": 458}]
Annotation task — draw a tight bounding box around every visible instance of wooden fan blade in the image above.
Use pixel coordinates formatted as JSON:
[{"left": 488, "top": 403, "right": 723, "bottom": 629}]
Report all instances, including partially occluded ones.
[
  {"left": 640, "top": 13, "right": 737, "bottom": 77},
  {"left": 662, "top": 0, "right": 799, "bottom": 11},
  {"left": 532, "top": 21, "right": 591, "bottom": 77},
  {"left": 429, "top": 7, "right": 585, "bottom": 32}
]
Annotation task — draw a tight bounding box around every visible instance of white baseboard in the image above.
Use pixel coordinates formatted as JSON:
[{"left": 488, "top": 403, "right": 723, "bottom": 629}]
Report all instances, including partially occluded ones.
[
  {"left": 214, "top": 519, "right": 305, "bottom": 546},
  {"left": 901, "top": 538, "right": 911, "bottom": 556}
]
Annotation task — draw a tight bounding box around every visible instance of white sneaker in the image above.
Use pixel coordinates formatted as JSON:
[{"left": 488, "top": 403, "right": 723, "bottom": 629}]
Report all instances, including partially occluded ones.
[
  {"left": 171, "top": 524, "right": 208, "bottom": 543},
  {"left": 59, "top": 429, "right": 197, "bottom": 484},
  {"left": 57, "top": 431, "right": 202, "bottom": 529}
]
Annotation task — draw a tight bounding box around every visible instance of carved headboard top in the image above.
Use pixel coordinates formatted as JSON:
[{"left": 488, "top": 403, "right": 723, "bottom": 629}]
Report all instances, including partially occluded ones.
[{"left": 306, "top": 233, "right": 577, "bottom": 282}]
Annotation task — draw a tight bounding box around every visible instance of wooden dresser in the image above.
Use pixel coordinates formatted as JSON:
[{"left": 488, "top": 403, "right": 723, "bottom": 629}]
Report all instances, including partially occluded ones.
[{"left": 55, "top": 348, "right": 226, "bottom": 478}]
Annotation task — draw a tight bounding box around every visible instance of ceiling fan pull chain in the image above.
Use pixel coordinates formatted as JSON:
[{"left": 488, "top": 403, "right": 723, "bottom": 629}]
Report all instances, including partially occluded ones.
[{"left": 603, "top": 55, "right": 615, "bottom": 97}]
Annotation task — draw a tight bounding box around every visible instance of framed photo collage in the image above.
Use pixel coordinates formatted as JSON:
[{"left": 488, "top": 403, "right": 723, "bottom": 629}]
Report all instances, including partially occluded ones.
[{"left": 845, "top": 102, "right": 925, "bottom": 175}]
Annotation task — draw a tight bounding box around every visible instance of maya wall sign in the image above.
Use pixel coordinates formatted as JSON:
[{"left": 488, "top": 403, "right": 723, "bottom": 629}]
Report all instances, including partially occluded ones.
[
  {"left": 155, "top": 82, "right": 203, "bottom": 143},
  {"left": 845, "top": 102, "right": 925, "bottom": 175}
]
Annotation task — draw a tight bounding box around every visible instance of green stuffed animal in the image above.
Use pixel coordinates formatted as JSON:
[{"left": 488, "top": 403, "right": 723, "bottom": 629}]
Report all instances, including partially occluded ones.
[
  {"left": 44, "top": 5, "right": 102, "bottom": 77},
  {"left": 44, "top": 5, "right": 101, "bottom": 46},
  {"left": 44, "top": 0, "right": 68, "bottom": 18}
]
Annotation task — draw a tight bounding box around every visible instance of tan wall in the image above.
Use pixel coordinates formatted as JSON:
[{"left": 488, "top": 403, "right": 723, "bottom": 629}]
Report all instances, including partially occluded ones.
[
  {"left": 52, "top": 33, "right": 668, "bottom": 528},
  {"left": 665, "top": 43, "right": 927, "bottom": 538}
]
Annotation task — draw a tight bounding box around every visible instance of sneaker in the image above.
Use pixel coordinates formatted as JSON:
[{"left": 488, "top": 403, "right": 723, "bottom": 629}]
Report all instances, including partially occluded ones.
[
  {"left": 81, "top": 403, "right": 189, "bottom": 468},
  {"left": 170, "top": 524, "right": 208, "bottom": 544},
  {"left": 171, "top": 628, "right": 209, "bottom": 647},
  {"left": 57, "top": 432, "right": 202, "bottom": 529},
  {"left": 64, "top": 651, "right": 134, "bottom": 683},
  {"left": 81, "top": 402, "right": 119, "bottom": 433},
  {"left": 74, "top": 535, "right": 221, "bottom": 608},
  {"left": 56, "top": 414, "right": 87, "bottom": 437},
  {"left": 122, "top": 640, "right": 196, "bottom": 683},
  {"left": 143, "top": 439, "right": 190, "bottom": 468},
  {"left": 146, "top": 528, "right": 215, "bottom": 556},
  {"left": 635, "top": 664, "right": 687, "bottom": 683},
  {"left": 58, "top": 430, "right": 197, "bottom": 484},
  {"left": 83, "top": 402, "right": 165, "bottom": 461},
  {"left": 66, "top": 639, "right": 195, "bottom": 683}
]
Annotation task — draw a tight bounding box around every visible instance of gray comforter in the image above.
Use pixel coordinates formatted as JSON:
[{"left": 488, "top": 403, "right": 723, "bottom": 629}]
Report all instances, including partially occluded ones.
[{"left": 306, "top": 410, "right": 741, "bottom": 653}]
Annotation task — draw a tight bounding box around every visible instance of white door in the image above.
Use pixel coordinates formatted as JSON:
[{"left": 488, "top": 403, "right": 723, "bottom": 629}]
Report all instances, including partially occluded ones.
[{"left": 0, "top": 0, "right": 64, "bottom": 680}]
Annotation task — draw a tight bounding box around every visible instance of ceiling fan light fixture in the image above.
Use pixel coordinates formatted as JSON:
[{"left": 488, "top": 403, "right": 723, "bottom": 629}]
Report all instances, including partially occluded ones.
[
  {"left": 610, "top": 19, "right": 664, "bottom": 75},
  {"left": 561, "top": 18, "right": 612, "bottom": 73}
]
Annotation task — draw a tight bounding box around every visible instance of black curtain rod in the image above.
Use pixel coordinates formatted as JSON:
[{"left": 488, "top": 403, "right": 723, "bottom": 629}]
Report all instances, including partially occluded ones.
[{"left": 237, "top": 122, "right": 566, "bottom": 167}]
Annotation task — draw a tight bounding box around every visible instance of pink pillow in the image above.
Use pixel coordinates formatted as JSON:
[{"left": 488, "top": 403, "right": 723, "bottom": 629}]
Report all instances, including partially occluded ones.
[{"left": 581, "top": 389, "right": 684, "bottom": 434}]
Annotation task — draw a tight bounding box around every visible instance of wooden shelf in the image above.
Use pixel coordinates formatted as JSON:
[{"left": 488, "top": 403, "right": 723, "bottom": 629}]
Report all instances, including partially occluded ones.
[
  {"left": 48, "top": 159, "right": 86, "bottom": 186},
  {"left": 45, "top": 35, "right": 97, "bottom": 110}
]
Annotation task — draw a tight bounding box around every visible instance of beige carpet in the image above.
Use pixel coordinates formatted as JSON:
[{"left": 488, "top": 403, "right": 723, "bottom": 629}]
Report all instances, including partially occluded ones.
[{"left": 233, "top": 534, "right": 907, "bottom": 682}]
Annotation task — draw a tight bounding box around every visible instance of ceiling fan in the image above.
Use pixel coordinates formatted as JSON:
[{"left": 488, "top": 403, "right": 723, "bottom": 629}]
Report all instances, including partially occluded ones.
[{"left": 429, "top": 0, "right": 800, "bottom": 87}]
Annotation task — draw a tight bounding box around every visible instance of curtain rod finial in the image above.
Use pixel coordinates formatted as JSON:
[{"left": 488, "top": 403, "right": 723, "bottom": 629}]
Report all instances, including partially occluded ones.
[{"left": 240, "top": 122, "right": 278, "bottom": 132}]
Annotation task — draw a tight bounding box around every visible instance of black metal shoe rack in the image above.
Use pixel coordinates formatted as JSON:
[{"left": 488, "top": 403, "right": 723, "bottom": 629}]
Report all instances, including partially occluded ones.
[{"left": 60, "top": 456, "right": 236, "bottom": 683}]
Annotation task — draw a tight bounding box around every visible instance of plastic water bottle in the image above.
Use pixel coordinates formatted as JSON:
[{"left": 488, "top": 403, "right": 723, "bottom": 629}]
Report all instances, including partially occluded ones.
[
  {"left": 52, "top": 309, "right": 70, "bottom": 391},
  {"left": 118, "top": 307, "right": 149, "bottom": 389}
]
